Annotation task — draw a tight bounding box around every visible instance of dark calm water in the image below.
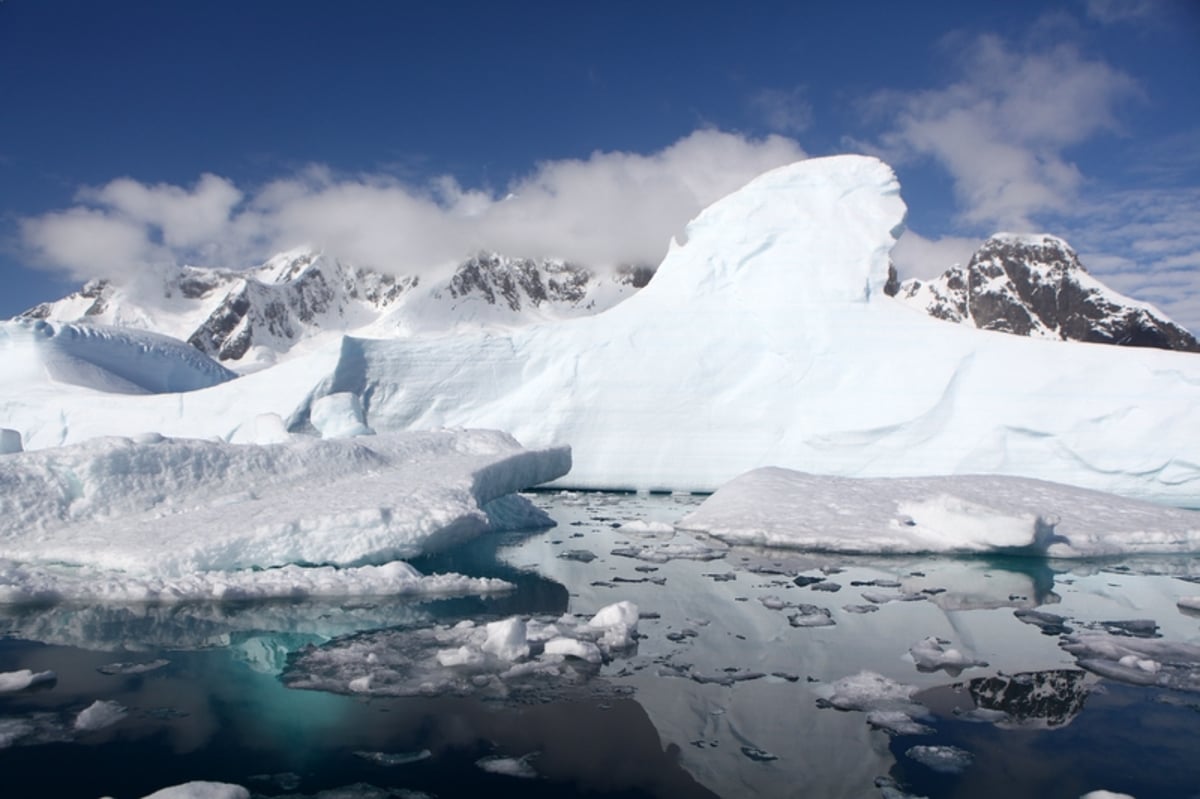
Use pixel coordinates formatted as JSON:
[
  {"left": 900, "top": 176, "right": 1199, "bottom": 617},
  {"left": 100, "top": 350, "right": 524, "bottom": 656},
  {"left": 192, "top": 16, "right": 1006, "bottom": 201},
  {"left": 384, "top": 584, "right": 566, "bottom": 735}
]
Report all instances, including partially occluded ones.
[{"left": 2, "top": 491, "right": 1199, "bottom": 799}]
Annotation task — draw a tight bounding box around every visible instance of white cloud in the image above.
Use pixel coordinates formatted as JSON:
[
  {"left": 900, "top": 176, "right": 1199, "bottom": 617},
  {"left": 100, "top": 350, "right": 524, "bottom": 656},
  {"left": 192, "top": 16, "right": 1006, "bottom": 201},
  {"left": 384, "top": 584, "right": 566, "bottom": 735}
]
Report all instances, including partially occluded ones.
[
  {"left": 890, "top": 229, "right": 982, "bottom": 280},
  {"left": 1084, "top": 0, "right": 1158, "bottom": 24},
  {"left": 20, "top": 129, "right": 807, "bottom": 285},
  {"left": 867, "top": 34, "right": 1139, "bottom": 231}
]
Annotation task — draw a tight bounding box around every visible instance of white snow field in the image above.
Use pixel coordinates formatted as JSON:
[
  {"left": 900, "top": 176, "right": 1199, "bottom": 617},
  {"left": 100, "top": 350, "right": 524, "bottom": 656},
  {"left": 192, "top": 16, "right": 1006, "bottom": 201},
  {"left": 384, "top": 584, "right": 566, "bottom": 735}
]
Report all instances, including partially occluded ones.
[
  {"left": 2, "top": 155, "right": 1199, "bottom": 507},
  {"left": 677, "top": 466, "right": 1200, "bottom": 557},
  {"left": 0, "top": 429, "right": 569, "bottom": 601}
]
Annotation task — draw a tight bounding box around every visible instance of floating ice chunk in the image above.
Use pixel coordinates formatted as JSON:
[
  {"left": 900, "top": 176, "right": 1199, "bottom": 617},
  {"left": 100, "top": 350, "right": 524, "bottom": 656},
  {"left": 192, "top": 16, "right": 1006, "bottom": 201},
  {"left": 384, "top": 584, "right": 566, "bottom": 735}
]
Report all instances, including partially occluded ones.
[
  {"left": 0, "top": 428, "right": 22, "bottom": 454},
  {"left": 74, "top": 699, "right": 127, "bottom": 732},
  {"left": 907, "top": 637, "right": 988, "bottom": 675},
  {"left": 139, "top": 782, "right": 250, "bottom": 799},
  {"left": 588, "top": 600, "right": 639, "bottom": 649},
  {"left": 0, "top": 669, "right": 56, "bottom": 693},
  {"left": 353, "top": 749, "right": 432, "bottom": 766},
  {"left": 679, "top": 467, "right": 1200, "bottom": 557},
  {"left": 619, "top": 520, "right": 675, "bottom": 535},
  {"left": 311, "top": 392, "right": 374, "bottom": 439},
  {"left": 1080, "top": 792, "right": 1136, "bottom": 799},
  {"left": 1062, "top": 633, "right": 1200, "bottom": 691},
  {"left": 436, "top": 646, "right": 486, "bottom": 668},
  {"left": 476, "top": 753, "right": 539, "bottom": 779},
  {"left": 788, "top": 605, "right": 835, "bottom": 627},
  {"left": 482, "top": 618, "right": 530, "bottom": 661},
  {"left": 818, "top": 671, "right": 920, "bottom": 712},
  {"left": 544, "top": 637, "right": 603, "bottom": 664},
  {"left": 866, "top": 710, "right": 933, "bottom": 736},
  {"left": 759, "top": 595, "right": 789, "bottom": 610},
  {"left": 1178, "top": 596, "right": 1200, "bottom": 615},
  {"left": 0, "top": 718, "right": 35, "bottom": 748},
  {"left": 905, "top": 744, "right": 973, "bottom": 774},
  {"left": 97, "top": 659, "right": 169, "bottom": 676}
]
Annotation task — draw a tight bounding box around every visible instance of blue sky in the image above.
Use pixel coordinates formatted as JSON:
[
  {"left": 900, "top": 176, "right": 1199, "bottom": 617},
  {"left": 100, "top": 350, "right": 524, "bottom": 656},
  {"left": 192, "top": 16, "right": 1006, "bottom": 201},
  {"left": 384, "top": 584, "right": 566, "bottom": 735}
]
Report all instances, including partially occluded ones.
[{"left": 3, "top": 0, "right": 1199, "bottom": 329}]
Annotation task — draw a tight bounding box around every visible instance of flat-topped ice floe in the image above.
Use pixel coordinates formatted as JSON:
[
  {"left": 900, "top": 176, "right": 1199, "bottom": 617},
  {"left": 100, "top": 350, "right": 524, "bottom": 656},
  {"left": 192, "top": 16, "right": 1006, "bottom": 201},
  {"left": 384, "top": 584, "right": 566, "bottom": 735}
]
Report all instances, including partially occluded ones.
[
  {"left": 0, "top": 430, "right": 570, "bottom": 601},
  {"left": 677, "top": 466, "right": 1200, "bottom": 558}
]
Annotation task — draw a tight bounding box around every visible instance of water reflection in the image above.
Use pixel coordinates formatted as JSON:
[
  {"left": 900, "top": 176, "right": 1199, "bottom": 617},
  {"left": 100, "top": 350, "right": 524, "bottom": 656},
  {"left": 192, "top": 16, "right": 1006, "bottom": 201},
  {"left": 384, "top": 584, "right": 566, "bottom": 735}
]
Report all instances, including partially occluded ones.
[{"left": 1, "top": 492, "right": 1199, "bottom": 798}]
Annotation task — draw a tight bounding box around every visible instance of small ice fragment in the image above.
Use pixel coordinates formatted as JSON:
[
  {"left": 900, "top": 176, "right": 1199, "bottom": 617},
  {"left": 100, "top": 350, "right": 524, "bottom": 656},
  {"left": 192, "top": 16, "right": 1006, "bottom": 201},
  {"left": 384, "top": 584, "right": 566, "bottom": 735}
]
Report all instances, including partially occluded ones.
[
  {"left": 354, "top": 749, "right": 433, "bottom": 766},
  {"left": 1177, "top": 596, "right": 1200, "bottom": 616},
  {"left": 908, "top": 636, "right": 988, "bottom": 675},
  {"left": 740, "top": 745, "right": 778, "bottom": 762},
  {"left": 0, "top": 718, "right": 35, "bottom": 748},
  {"left": 558, "top": 549, "right": 598, "bottom": 563},
  {"left": 476, "top": 753, "right": 539, "bottom": 779},
  {"left": 905, "top": 744, "right": 973, "bottom": 774},
  {"left": 1080, "top": 793, "right": 1136, "bottom": 799},
  {"left": 788, "top": 605, "right": 835, "bottom": 627},
  {"left": 543, "top": 637, "right": 603, "bottom": 664},
  {"left": 140, "top": 782, "right": 251, "bottom": 799},
  {"left": 74, "top": 700, "right": 127, "bottom": 732},
  {"left": 482, "top": 618, "right": 530, "bottom": 662},
  {"left": 866, "top": 710, "right": 933, "bottom": 736},
  {"left": 0, "top": 669, "right": 57, "bottom": 693},
  {"left": 97, "top": 659, "right": 169, "bottom": 676},
  {"left": 348, "top": 675, "right": 373, "bottom": 692},
  {"left": 759, "top": 595, "right": 788, "bottom": 610}
]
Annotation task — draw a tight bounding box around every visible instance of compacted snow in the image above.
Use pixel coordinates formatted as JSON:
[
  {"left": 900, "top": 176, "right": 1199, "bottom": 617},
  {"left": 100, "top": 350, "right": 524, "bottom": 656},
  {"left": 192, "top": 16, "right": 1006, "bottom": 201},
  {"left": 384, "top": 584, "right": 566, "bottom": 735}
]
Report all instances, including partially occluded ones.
[
  {"left": 677, "top": 466, "right": 1200, "bottom": 557},
  {"left": 0, "top": 429, "right": 569, "bottom": 601}
]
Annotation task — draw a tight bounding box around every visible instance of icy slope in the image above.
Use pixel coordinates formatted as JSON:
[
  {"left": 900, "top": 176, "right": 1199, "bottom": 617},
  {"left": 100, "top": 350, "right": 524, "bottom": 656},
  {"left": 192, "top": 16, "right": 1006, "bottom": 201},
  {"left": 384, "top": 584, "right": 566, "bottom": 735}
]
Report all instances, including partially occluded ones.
[
  {"left": 891, "top": 233, "right": 1200, "bottom": 351},
  {"left": 0, "top": 430, "right": 570, "bottom": 600},
  {"left": 303, "top": 155, "right": 1200, "bottom": 504},
  {"left": 0, "top": 319, "right": 236, "bottom": 394},
  {"left": 676, "top": 467, "right": 1200, "bottom": 557}
]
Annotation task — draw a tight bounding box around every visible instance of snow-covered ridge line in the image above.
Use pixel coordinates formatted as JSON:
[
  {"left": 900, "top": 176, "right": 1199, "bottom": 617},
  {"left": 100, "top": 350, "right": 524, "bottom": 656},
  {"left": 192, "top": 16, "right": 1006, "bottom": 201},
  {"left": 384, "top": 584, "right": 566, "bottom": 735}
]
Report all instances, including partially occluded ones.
[
  {"left": 0, "top": 430, "right": 570, "bottom": 599},
  {"left": 678, "top": 467, "right": 1200, "bottom": 558}
]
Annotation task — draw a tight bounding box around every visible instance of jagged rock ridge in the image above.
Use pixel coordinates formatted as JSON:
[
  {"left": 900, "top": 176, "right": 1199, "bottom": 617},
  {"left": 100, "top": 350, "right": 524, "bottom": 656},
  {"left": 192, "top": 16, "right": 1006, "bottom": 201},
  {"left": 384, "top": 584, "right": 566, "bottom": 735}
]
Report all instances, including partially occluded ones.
[
  {"left": 889, "top": 233, "right": 1199, "bottom": 352},
  {"left": 17, "top": 250, "right": 653, "bottom": 366}
]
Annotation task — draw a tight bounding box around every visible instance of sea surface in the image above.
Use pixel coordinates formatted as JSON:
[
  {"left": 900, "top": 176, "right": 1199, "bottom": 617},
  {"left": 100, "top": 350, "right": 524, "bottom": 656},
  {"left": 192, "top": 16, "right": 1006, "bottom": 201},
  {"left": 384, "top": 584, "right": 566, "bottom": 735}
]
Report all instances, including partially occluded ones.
[{"left": 2, "top": 491, "right": 1199, "bottom": 799}]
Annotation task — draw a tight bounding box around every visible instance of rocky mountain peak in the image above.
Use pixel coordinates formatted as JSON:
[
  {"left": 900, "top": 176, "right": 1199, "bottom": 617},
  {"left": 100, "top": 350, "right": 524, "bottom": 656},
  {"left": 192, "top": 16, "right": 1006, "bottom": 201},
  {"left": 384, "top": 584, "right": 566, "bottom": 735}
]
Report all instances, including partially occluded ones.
[{"left": 889, "top": 233, "right": 1199, "bottom": 352}]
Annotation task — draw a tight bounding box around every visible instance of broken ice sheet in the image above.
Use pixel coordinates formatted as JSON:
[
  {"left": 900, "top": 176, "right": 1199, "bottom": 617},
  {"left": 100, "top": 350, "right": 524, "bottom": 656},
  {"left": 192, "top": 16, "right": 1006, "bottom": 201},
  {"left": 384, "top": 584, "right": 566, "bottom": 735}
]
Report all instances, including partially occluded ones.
[
  {"left": 906, "top": 637, "right": 988, "bottom": 676},
  {"left": 815, "top": 671, "right": 932, "bottom": 737},
  {"left": 905, "top": 744, "right": 973, "bottom": 774},
  {"left": 283, "top": 602, "right": 640, "bottom": 700},
  {"left": 1062, "top": 633, "right": 1200, "bottom": 691}
]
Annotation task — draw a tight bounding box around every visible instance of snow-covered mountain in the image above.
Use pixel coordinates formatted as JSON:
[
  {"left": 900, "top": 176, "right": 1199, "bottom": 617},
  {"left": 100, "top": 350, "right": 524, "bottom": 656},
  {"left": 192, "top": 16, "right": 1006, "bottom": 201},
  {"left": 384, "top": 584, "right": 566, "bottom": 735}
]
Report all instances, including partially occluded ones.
[
  {"left": 4, "top": 155, "right": 1200, "bottom": 505},
  {"left": 16, "top": 249, "right": 647, "bottom": 370},
  {"left": 889, "top": 233, "right": 1200, "bottom": 352}
]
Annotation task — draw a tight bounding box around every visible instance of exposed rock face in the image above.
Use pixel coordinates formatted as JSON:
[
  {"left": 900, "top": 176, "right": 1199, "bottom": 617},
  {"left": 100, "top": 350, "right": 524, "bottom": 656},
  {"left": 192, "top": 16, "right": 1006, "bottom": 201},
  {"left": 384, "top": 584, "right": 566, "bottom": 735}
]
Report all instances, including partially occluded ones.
[
  {"left": 446, "top": 253, "right": 591, "bottom": 311},
  {"left": 16, "top": 250, "right": 650, "bottom": 364},
  {"left": 890, "top": 234, "right": 1199, "bottom": 352}
]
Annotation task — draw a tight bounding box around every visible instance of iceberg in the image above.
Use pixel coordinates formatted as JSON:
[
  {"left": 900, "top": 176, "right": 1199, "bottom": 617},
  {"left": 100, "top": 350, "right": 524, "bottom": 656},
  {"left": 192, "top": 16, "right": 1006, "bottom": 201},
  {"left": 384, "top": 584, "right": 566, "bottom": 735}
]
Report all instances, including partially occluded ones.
[
  {"left": 0, "top": 429, "right": 569, "bottom": 601},
  {"left": 677, "top": 466, "right": 1200, "bottom": 557},
  {"left": 3, "top": 155, "right": 1199, "bottom": 505}
]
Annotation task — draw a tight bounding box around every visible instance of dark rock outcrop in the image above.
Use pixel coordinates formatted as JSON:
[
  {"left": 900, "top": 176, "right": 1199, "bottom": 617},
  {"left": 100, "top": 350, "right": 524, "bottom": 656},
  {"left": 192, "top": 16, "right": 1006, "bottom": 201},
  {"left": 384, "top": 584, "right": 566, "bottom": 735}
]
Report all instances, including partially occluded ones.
[{"left": 893, "top": 234, "right": 1199, "bottom": 352}]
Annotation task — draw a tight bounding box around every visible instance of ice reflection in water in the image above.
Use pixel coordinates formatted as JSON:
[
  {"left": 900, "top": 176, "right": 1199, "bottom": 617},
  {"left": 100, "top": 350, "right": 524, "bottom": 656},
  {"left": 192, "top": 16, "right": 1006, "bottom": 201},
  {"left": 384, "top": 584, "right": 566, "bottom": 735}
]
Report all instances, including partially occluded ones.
[{"left": 0, "top": 491, "right": 1198, "bottom": 798}]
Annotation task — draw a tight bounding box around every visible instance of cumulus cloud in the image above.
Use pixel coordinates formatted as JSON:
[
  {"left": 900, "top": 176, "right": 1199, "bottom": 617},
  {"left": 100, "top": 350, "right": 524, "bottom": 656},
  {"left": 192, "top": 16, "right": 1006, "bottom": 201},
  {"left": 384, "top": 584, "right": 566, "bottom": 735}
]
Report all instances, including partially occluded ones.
[
  {"left": 20, "top": 129, "right": 807, "bottom": 286},
  {"left": 864, "top": 34, "right": 1140, "bottom": 231}
]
